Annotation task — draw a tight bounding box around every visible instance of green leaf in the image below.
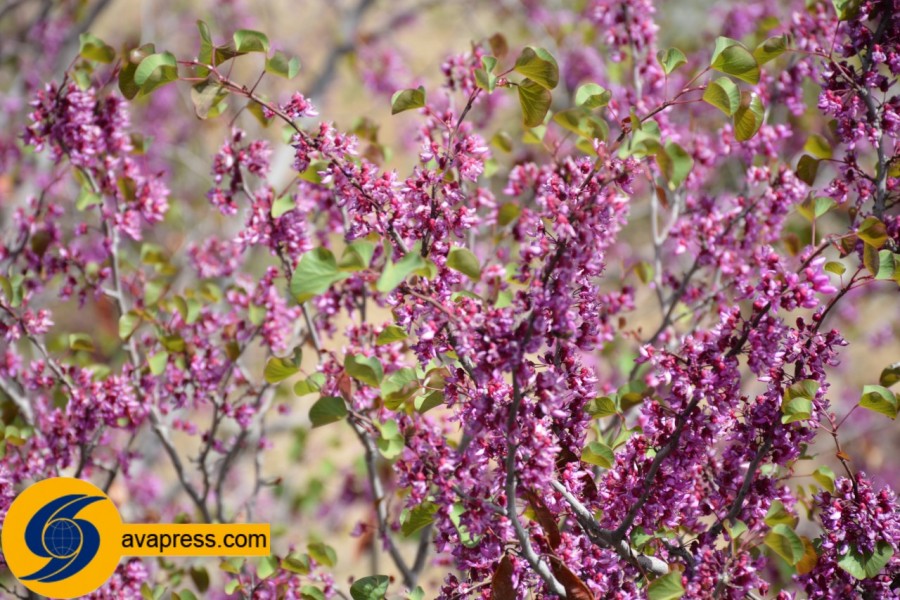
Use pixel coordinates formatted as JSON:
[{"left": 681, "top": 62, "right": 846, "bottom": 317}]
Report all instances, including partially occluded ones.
[
  {"left": 294, "top": 373, "right": 326, "bottom": 396},
  {"left": 553, "top": 109, "right": 608, "bottom": 141},
  {"left": 222, "top": 581, "right": 241, "bottom": 595},
  {"left": 635, "top": 261, "right": 655, "bottom": 284},
  {"left": 656, "top": 141, "right": 694, "bottom": 190},
  {"left": 804, "top": 134, "right": 833, "bottom": 160},
  {"left": 586, "top": 396, "right": 617, "bottom": 418},
  {"left": 264, "top": 356, "right": 300, "bottom": 384},
  {"left": 290, "top": 248, "right": 350, "bottom": 303},
  {"left": 475, "top": 62, "right": 497, "bottom": 93},
  {"left": 381, "top": 368, "right": 419, "bottom": 410},
  {"left": 415, "top": 391, "right": 444, "bottom": 413},
  {"left": 376, "top": 248, "right": 426, "bottom": 293},
  {"left": 174, "top": 296, "right": 201, "bottom": 325},
  {"left": 79, "top": 33, "right": 115, "bottom": 63},
  {"left": 247, "top": 100, "right": 273, "bottom": 127},
  {"left": 190, "top": 81, "right": 228, "bottom": 119},
  {"left": 764, "top": 500, "right": 797, "bottom": 527},
  {"left": 517, "top": 78, "right": 552, "bottom": 128},
  {"left": 872, "top": 250, "right": 898, "bottom": 280},
  {"left": 281, "top": 553, "right": 311, "bottom": 575},
  {"left": 781, "top": 379, "right": 819, "bottom": 424},
  {"left": 119, "top": 311, "right": 142, "bottom": 340},
  {"left": 271, "top": 194, "right": 295, "bottom": 218},
  {"left": 647, "top": 571, "right": 684, "bottom": 600},
  {"left": 782, "top": 397, "right": 812, "bottom": 424},
  {"left": 831, "top": 0, "right": 862, "bottom": 20},
  {"left": 233, "top": 29, "right": 269, "bottom": 53},
  {"left": 710, "top": 36, "right": 760, "bottom": 84},
  {"left": 339, "top": 240, "right": 376, "bottom": 271},
  {"left": 69, "top": 333, "right": 95, "bottom": 353},
  {"left": 623, "top": 118, "right": 663, "bottom": 158},
  {"left": 401, "top": 503, "right": 437, "bottom": 537},
  {"left": 656, "top": 47, "right": 687, "bottom": 75},
  {"left": 257, "top": 555, "right": 278, "bottom": 580},
  {"left": 753, "top": 35, "right": 788, "bottom": 65},
  {"left": 575, "top": 83, "right": 611, "bottom": 109},
  {"left": 449, "top": 503, "right": 483, "bottom": 547},
  {"left": 838, "top": 541, "right": 894, "bottom": 579},
  {"left": 813, "top": 465, "right": 836, "bottom": 493},
  {"left": 523, "top": 125, "right": 547, "bottom": 145},
  {"left": 498, "top": 203, "right": 521, "bottom": 226},
  {"left": 119, "top": 61, "right": 141, "bottom": 100},
  {"left": 391, "top": 86, "right": 426, "bottom": 115},
  {"left": 345, "top": 354, "right": 384, "bottom": 387},
  {"left": 266, "top": 51, "right": 300, "bottom": 79},
  {"left": 880, "top": 362, "right": 900, "bottom": 388},
  {"left": 724, "top": 520, "right": 748, "bottom": 553},
  {"left": 858, "top": 216, "right": 888, "bottom": 248},
  {"left": 764, "top": 524, "right": 805, "bottom": 565},
  {"left": 134, "top": 52, "right": 178, "bottom": 94},
  {"left": 859, "top": 384, "right": 897, "bottom": 419},
  {"left": 447, "top": 247, "right": 482, "bottom": 281},
  {"left": 197, "top": 20, "right": 213, "bottom": 75},
  {"left": 796, "top": 155, "right": 820, "bottom": 186},
  {"left": 301, "top": 586, "right": 327, "bottom": 600},
  {"left": 307, "top": 542, "right": 336, "bottom": 568},
  {"left": 581, "top": 441, "right": 615, "bottom": 468},
  {"left": 733, "top": 91, "right": 765, "bottom": 141},
  {"left": 863, "top": 243, "right": 880, "bottom": 277},
  {"left": 189, "top": 566, "right": 210, "bottom": 593},
  {"left": 148, "top": 351, "right": 168, "bottom": 376},
  {"left": 797, "top": 196, "right": 836, "bottom": 221},
  {"left": 350, "top": 575, "right": 390, "bottom": 600},
  {"left": 309, "top": 396, "right": 348, "bottom": 428},
  {"left": 376, "top": 325, "right": 408, "bottom": 346},
  {"left": 702, "top": 77, "right": 741, "bottom": 116},
  {"left": 219, "top": 558, "right": 244, "bottom": 574},
  {"left": 376, "top": 419, "right": 404, "bottom": 460},
  {"left": 513, "top": 47, "right": 559, "bottom": 90},
  {"left": 120, "top": 44, "right": 155, "bottom": 99},
  {"left": 76, "top": 186, "right": 101, "bottom": 210},
  {"left": 161, "top": 334, "right": 186, "bottom": 353},
  {"left": 824, "top": 261, "right": 846, "bottom": 275}
]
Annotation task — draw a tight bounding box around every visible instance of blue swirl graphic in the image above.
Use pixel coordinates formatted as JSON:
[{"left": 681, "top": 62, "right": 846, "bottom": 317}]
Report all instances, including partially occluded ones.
[{"left": 21, "top": 494, "right": 103, "bottom": 583}]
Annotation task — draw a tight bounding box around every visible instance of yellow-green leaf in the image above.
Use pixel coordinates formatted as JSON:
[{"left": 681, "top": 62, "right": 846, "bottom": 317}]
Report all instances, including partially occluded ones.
[
  {"left": 703, "top": 77, "right": 741, "bottom": 116},
  {"left": 513, "top": 47, "right": 559, "bottom": 90},
  {"left": 447, "top": 247, "right": 482, "bottom": 281},
  {"left": 710, "top": 37, "right": 760, "bottom": 84},
  {"left": 517, "top": 78, "right": 552, "bottom": 128},
  {"left": 391, "top": 86, "right": 426, "bottom": 115},
  {"left": 733, "top": 92, "right": 765, "bottom": 141}
]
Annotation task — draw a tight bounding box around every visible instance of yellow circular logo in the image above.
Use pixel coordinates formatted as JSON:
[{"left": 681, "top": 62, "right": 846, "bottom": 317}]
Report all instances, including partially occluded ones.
[{"left": 2, "top": 477, "right": 124, "bottom": 598}]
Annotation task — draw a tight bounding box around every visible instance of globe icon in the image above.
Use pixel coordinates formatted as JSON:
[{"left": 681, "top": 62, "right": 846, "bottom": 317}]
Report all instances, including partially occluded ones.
[{"left": 45, "top": 519, "right": 81, "bottom": 557}]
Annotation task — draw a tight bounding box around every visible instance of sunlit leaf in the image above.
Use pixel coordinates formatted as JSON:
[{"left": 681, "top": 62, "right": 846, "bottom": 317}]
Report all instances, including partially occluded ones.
[
  {"left": 517, "top": 78, "right": 552, "bottom": 128},
  {"left": 703, "top": 77, "right": 741, "bottom": 115},
  {"left": 233, "top": 29, "right": 269, "bottom": 53},
  {"left": 514, "top": 46, "right": 559, "bottom": 90},
  {"left": 391, "top": 86, "right": 426, "bottom": 115},
  {"left": 309, "top": 396, "right": 348, "bottom": 428},
  {"left": 447, "top": 247, "right": 482, "bottom": 281},
  {"left": 656, "top": 47, "right": 687, "bottom": 75},
  {"left": 733, "top": 91, "right": 764, "bottom": 141},
  {"left": 710, "top": 36, "right": 760, "bottom": 84}
]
